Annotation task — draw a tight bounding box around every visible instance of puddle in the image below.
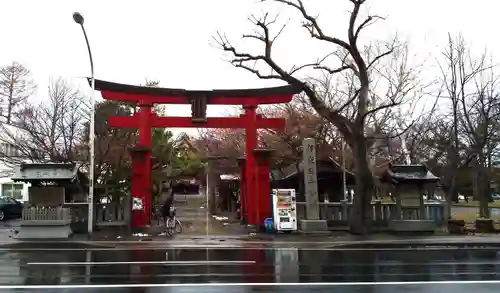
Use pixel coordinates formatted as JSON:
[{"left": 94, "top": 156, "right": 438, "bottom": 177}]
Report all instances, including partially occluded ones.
[{"left": 212, "top": 215, "right": 228, "bottom": 221}]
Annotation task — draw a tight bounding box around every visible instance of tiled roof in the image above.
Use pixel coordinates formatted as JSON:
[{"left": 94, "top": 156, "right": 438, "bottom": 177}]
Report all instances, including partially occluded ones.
[
  {"left": 381, "top": 164, "right": 439, "bottom": 183},
  {"left": 11, "top": 163, "right": 79, "bottom": 182},
  {"left": 271, "top": 157, "right": 355, "bottom": 180}
]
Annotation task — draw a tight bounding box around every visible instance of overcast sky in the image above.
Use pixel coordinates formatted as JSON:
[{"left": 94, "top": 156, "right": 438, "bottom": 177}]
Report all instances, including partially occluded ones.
[{"left": 0, "top": 0, "right": 498, "bottom": 135}]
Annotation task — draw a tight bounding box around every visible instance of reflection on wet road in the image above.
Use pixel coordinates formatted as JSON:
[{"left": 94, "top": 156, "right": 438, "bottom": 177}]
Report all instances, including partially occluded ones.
[
  {"left": 1, "top": 283, "right": 500, "bottom": 293},
  {"left": 0, "top": 246, "right": 499, "bottom": 291}
]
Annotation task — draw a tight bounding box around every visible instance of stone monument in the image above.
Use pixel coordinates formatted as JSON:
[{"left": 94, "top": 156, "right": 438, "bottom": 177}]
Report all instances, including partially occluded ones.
[{"left": 299, "top": 138, "right": 328, "bottom": 232}]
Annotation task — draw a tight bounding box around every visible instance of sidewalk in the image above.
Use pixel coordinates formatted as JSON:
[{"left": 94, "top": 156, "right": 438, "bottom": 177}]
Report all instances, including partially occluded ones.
[
  {"left": 3, "top": 219, "right": 500, "bottom": 249},
  {"left": 3, "top": 192, "right": 500, "bottom": 249},
  {"left": 1, "top": 230, "right": 500, "bottom": 249}
]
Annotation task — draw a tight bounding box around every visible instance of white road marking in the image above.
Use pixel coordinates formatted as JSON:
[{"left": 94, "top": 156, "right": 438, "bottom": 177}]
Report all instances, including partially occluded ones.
[
  {"left": 26, "top": 259, "right": 500, "bottom": 267},
  {"left": 27, "top": 260, "right": 255, "bottom": 266},
  {"left": 0, "top": 280, "right": 500, "bottom": 289}
]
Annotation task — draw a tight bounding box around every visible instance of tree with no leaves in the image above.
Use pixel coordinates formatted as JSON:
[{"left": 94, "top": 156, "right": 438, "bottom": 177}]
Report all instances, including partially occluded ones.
[
  {"left": 214, "top": 0, "right": 417, "bottom": 234},
  {"left": 196, "top": 127, "right": 245, "bottom": 174},
  {"left": 0, "top": 78, "right": 86, "bottom": 165},
  {"left": 438, "top": 34, "right": 500, "bottom": 218},
  {"left": 0, "top": 62, "right": 36, "bottom": 124},
  {"left": 84, "top": 100, "right": 136, "bottom": 185},
  {"left": 260, "top": 97, "right": 335, "bottom": 172}
]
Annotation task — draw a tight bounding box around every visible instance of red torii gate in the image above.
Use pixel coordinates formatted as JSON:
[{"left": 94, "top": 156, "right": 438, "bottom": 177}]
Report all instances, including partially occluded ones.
[{"left": 92, "top": 79, "right": 300, "bottom": 229}]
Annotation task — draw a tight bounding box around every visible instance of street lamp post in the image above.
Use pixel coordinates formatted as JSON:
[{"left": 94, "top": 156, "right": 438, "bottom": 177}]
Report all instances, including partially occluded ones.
[{"left": 73, "top": 12, "right": 95, "bottom": 235}]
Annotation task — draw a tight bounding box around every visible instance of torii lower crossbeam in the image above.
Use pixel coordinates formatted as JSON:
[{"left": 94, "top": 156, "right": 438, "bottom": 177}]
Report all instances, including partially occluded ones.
[{"left": 108, "top": 116, "right": 285, "bottom": 129}]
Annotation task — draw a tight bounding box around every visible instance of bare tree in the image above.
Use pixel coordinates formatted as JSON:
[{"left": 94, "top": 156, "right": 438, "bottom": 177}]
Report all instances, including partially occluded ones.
[
  {"left": 260, "top": 96, "right": 335, "bottom": 170},
  {"left": 0, "top": 78, "right": 87, "bottom": 165},
  {"left": 86, "top": 100, "right": 136, "bottom": 185},
  {"left": 214, "top": 0, "right": 424, "bottom": 234},
  {"left": 195, "top": 127, "right": 245, "bottom": 174},
  {"left": 437, "top": 34, "right": 500, "bottom": 217},
  {"left": 0, "top": 62, "right": 36, "bottom": 124},
  {"left": 463, "top": 68, "right": 500, "bottom": 218},
  {"left": 401, "top": 115, "right": 449, "bottom": 167}
]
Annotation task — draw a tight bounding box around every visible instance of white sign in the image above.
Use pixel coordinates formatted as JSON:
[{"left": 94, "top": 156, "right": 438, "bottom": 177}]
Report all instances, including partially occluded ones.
[{"left": 132, "top": 197, "right": 144, "bottom": 211}]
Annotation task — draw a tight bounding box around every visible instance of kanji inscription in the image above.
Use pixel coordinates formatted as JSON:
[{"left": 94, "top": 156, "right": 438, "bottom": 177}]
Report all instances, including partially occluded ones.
[{"left": 303, "top": 138, "right": 320, "bottom": 220}]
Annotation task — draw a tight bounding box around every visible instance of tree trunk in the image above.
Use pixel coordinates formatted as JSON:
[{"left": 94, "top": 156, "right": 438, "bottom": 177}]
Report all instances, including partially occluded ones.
[
  {"left": 473, "top": 160, "right": 479, "bottom": 201},
  {"left": 349, "top": 133, "right": 374, "bottom": 234},
  {"left": 444, "top": 171, "right": 456, "bottom": 219},
  {"left": 6, "top": 86, "right": 13, "bottom": 124},
  {"left": 444, "top": 147, "right": 460, "bottom": 204},
  {"left": 478, "top": 152, "right": 490, "bottom": 219}
]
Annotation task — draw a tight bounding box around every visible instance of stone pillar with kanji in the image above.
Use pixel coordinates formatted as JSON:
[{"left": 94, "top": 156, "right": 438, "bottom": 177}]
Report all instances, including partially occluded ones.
[
  {"left": 299, "top": 138, "right": 328, "bottom": 232},
  {"left": 253, "top": 148, "right": 274, "bottom": 230}
]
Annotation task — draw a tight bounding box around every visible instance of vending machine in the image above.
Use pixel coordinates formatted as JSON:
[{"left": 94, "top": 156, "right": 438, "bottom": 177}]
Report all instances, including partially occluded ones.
[{"left": 271, "top": 189, "right": 298, "bottom": 232}]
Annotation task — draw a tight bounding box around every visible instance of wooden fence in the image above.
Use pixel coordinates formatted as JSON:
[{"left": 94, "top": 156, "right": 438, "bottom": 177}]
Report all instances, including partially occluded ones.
[
  {"left": 95, "top": 203, "right": 128, "bottom": 226},
  {"left": 22, "top": 206, "right": 71, "bottom": 222},
  {"left": 296, "top": 201, "right": 447, "bottom": 230}
]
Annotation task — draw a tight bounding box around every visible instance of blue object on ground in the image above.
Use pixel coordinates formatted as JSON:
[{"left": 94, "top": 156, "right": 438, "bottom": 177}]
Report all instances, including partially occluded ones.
[{"left": 264, "top": 218, "right": 274, "bottom": 233}]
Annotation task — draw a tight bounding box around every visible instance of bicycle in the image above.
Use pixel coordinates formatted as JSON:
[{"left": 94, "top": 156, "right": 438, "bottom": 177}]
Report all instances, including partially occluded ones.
[{"left": 165, "top": 206, "right": 183, "bottom": 236}]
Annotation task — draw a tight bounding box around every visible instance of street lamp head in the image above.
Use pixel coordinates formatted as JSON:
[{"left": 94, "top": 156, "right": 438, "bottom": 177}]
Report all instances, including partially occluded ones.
[{"left": 73, "top": 12, "right": 84, "bottom": 25}]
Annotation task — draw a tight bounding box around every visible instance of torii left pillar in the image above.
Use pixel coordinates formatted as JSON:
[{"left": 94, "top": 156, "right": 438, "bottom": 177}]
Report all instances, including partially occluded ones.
[
  {"left": 130, "top": 102, "right": 153, "bottom": 228},
  {"left": 243, "top": 105, "right": 258, "bottom": 226}
]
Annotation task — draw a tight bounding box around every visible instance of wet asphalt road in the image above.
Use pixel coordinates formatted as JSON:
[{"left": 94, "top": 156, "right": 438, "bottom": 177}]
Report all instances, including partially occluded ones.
[
  {"left": 1, "top": 284, "right": 500, "bottom": 293},
  {"left": 0, "top": 246, "right": 497, "bottom": 292}
]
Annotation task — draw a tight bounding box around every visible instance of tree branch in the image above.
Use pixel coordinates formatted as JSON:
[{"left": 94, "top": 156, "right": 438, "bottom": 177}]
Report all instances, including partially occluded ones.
[
  {"left": 354, "top": 15, "right": 385, "bottom": 41},
  {"left": 267, "top": 0, "right": 352, "bottom": 51},
  {"left": 367, "top": 48, "right": 394, "bottom": 69}
]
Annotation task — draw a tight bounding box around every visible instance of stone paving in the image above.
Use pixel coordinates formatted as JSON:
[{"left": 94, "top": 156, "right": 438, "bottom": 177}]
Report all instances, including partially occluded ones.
[{"left": 168, "top": 192, "right": 247, "bottom": 236}]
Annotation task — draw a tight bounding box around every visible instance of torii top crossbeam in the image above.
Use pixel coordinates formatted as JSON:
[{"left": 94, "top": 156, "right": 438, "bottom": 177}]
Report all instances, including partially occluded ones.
[{"left": 92, "top": 79, "right": 301, "bottom": 105}]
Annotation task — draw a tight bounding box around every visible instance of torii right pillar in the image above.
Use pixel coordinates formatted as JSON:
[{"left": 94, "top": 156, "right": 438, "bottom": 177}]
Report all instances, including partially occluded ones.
[{"left": 253, "top": 148, "right": 274, "bottom": 230}]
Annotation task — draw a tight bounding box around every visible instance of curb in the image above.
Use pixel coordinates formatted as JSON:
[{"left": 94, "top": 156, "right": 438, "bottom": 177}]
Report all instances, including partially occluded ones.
[
  {"left": 0, "top": 241, "right": 115, "bottom": 249},
  {"left": 0, "top": 238, "right": 498, "bottom": 247},
  {"left": 2, "top": 241, "right": 500, "bottom": 251},
  {"left": 0, "top": 234, "right": 499, "bottom": 249}
]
